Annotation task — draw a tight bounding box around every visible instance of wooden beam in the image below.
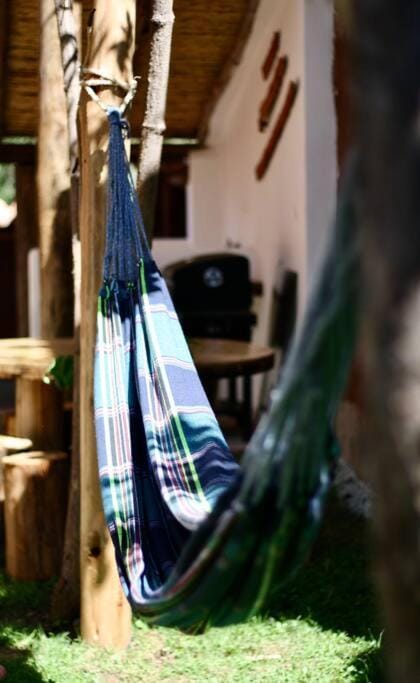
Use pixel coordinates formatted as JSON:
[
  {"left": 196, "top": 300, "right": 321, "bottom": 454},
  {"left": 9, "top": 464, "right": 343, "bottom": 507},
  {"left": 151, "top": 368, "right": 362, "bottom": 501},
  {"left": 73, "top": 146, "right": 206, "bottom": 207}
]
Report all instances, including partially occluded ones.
[
  {"left": 78, "top": 0, "right": 135, "bottom": 649},
  {"left": 255, "top": 80, "right": 299, "bottom": 181},
  {"left": 258, "top": 56, "right": 288, "bottom": 132},
  {"left": 261, "top": 31, "right": 280, "bottom": 80},
  {"left": 0, "top": 140, "right": 196, "bottom": 165},
  {"left": 38, "top": 0, "right": 73, "bottom": 338}
]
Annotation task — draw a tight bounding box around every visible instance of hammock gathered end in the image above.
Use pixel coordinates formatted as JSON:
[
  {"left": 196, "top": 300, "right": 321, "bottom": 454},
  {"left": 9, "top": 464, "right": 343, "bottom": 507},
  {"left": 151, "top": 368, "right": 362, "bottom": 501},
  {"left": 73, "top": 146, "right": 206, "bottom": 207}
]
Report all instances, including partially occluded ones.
[{"left": 94, "top": 108, "right": 359, "bottom": 631}]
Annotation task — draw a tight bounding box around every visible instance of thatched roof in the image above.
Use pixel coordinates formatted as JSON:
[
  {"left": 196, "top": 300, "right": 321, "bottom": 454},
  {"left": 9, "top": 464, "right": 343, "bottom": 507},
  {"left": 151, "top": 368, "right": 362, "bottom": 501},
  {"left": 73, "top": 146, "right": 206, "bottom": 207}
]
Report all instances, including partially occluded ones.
[{"left": 0, "top": 0, "right": 258, "bottom": 143}]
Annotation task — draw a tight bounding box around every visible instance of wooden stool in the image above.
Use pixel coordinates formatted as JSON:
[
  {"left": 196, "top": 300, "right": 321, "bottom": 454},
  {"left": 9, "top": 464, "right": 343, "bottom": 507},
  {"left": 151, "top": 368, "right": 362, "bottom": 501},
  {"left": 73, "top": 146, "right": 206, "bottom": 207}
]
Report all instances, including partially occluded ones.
[
  {"left": 0, "top": 435, "right": 33, "bottom": 544},
  {"left": 3, "top": 451, "right": 69, "bottom": 580}
]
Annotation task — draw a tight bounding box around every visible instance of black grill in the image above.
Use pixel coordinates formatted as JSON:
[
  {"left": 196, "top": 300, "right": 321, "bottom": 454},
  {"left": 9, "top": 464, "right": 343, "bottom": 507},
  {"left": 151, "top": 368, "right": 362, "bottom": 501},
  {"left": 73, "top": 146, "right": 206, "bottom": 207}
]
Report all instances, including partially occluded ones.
[{"left": 163, "top": 253, "right": 256, "bottom": 341}]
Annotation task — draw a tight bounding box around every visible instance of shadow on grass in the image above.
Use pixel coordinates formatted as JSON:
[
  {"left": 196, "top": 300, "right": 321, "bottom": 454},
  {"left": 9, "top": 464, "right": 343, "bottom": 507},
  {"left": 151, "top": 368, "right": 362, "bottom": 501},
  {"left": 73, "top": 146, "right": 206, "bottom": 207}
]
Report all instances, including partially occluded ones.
[
  {"left": 348, "top": 645, "right": 386, "bottom": 683},
  {"left": 268, "top": 494, "right": 385, "bottom": 681},
  {"left": 270, "top": 494, "right": 382, "bottom": 639},
  {"left": 0, "top": 644, "right": 48, "bottom": 683},
  {"left": 0, "top": 495, "right": 385, "bottom": 682},
  {"left": 0, "top": 555, "right": 56, "bottom": 683}
]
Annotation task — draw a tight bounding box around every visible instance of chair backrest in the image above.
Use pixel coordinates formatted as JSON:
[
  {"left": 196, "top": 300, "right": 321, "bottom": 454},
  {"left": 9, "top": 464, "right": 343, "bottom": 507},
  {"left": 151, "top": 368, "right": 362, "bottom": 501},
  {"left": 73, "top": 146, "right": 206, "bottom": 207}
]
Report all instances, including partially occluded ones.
[{"left": 269, "top": 268, "right": 298, "bottom": 356}]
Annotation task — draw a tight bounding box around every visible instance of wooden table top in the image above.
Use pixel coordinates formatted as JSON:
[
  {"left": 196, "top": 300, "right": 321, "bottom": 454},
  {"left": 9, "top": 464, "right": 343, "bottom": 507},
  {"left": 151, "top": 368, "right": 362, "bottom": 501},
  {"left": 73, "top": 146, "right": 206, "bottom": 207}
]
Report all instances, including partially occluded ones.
[
  {"left": 0, "top": 337, "right": 275, "bottom": 381},
  {"left": 188, "top": 337, "right": 275, "bottom": 378},
  {"left": 0, "top": 338, "right": 75, "bottom": 379}
]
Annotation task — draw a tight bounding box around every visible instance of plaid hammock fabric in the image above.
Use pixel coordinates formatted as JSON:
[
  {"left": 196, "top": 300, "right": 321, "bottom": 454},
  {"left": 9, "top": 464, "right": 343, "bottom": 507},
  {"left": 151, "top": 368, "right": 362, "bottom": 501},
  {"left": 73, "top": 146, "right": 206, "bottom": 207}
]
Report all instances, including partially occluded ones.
[
  {"left": 95, "top": 109, "right": 240, "bottom": 601},
  {"left": 94, "top": 108, "right": 359, "bottom": 630}
]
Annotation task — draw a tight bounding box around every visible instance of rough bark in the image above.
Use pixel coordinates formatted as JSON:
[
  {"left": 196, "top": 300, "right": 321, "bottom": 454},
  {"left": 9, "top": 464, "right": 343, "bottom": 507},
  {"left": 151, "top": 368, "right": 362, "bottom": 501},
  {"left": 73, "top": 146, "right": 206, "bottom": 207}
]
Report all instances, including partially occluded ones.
[
  {"left": 136, "top": 0, "right": 174, "bottom": 245},
  {"left": 78, "top": 0, "right": 135, "bottom": 648},
  {"left": 53, "top": 0, "right": 81, "bottom": 173},
  {"left": 38, "top": 0, "right": 74, "bottom": 338},
  {"left": 354, "top": 1, "right": 420, "bottom": 680}
]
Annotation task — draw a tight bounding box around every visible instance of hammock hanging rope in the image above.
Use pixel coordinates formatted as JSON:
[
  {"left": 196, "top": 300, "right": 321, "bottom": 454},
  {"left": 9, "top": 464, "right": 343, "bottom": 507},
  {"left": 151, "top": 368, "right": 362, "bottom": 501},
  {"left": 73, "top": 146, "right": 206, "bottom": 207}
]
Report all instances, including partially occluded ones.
[{"left": 94, "top": 107, "right": 359, "bottom": 631}]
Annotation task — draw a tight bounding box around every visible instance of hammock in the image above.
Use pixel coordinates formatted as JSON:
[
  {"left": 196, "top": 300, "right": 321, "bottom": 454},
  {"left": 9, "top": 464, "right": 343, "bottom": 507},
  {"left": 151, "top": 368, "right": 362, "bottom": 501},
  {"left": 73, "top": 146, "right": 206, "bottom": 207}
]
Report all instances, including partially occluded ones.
[{"left": 94, "top": 108, "right": 359, "bottom": 631}]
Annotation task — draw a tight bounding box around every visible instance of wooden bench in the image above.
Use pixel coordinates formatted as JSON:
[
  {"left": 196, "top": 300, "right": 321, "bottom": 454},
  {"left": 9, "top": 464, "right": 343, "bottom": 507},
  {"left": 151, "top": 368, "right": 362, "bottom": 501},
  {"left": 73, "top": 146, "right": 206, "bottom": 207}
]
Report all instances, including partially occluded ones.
[{"left": 0, "top": 338, "right": 74, "bottom": 449}]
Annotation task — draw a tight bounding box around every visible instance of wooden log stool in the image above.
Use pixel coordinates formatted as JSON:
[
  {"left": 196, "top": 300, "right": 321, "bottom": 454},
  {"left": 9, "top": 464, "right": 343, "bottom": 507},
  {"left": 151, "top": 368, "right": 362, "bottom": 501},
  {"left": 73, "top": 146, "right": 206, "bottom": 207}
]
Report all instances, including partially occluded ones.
[
  {"left": 0, "top": 435, "right": 33, "bottom": 545},
  {"left": 3, "top": 451, "right": 69, "bottom": 580}
]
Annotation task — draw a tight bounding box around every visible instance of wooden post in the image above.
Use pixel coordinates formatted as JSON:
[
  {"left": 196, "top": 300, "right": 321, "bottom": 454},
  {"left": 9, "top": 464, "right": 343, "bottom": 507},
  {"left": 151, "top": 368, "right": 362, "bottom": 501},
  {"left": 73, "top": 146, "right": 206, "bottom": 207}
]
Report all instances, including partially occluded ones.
[
  {"left": 79, "top": 0, "right": 135, "bottom": 648},
  {"left": 51, "top": 0, "right": 82, "bottom": 622},
  {"left": 15, "top": 164, "right": 39, "bottom": 337},
  {"left": 136, "top": 0, "right": 175, "bottom": 245},
  {"left": 15, "top": 378, "right": 64, "bottom": 450},
  {"left": 38, "top": 0, "right": 74, "bottom": 339}
]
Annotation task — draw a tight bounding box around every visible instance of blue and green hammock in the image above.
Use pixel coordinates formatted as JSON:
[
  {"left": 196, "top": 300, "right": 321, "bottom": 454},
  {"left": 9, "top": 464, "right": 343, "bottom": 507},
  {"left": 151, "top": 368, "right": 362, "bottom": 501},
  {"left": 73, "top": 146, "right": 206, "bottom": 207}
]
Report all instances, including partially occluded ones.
[{"left": 94, "top": 108, "right": 359, "bottom": 630}]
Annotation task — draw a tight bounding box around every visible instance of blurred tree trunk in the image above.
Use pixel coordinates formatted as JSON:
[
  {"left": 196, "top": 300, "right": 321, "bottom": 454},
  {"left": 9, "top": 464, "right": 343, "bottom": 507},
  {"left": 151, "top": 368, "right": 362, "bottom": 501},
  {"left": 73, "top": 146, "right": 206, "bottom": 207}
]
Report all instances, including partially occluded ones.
[{"left": 354, "top": 1, "right": 420, "bottom": 680}]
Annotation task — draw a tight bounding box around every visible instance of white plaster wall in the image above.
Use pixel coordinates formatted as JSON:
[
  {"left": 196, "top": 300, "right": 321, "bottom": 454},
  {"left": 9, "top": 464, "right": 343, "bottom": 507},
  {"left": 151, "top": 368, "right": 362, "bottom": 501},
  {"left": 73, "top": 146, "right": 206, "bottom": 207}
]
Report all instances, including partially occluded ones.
[
  {"left": 155, "top": 0, "right": 336, "bottom": 348},
  {"left": 207, "top": 0, "right": 307, "bottom": 345}
]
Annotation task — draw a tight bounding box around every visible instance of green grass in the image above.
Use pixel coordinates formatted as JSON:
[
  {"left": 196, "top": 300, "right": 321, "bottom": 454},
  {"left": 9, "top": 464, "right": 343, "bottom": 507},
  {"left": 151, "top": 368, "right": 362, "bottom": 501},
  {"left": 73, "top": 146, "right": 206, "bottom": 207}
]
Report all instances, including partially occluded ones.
[{"left": 0, "top": 496, "right": 385, "bottom": 682}]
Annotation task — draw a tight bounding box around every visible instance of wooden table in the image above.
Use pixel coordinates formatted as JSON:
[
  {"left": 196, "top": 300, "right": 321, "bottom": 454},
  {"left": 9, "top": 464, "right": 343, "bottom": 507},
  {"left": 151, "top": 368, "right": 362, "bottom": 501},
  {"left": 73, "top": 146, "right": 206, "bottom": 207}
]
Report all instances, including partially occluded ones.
[
  {"left": 0, "top": 338, "right": 75, "bottom": 448},
  {"left": 188, "top": 337, "right": 275, "bottom": 377},
  {"left": 188, "top": 337, "right": 275, "bottom": 439}
]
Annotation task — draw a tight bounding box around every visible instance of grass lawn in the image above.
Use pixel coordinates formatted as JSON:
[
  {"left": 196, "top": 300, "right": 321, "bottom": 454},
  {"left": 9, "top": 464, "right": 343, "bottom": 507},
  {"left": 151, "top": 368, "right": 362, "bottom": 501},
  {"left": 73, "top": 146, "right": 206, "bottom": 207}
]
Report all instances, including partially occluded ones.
[{"left": 0, "top": 495, "right": 385, "bottom": 682}]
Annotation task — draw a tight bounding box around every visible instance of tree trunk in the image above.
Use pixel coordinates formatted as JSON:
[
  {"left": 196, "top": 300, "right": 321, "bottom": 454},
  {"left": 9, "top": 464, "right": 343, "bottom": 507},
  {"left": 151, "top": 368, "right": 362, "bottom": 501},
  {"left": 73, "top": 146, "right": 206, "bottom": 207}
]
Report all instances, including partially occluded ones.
[
  {"left": 3, "top": 451, "right": 69, "bottom": 580},
  {"left": 136, "top": 0, "right": 174, "bottom": 245},
  {"left": 38, "top": 0, "right": 74, "bottom": 339},
  {"left": 354, "top": 1, "right": 420, "bottom": 680},
  {"left": 78, "top": 0, "right": 136, "bottom": 648},
  {"left": 50, "top": 0, "right": 82, "bottom": 622}
]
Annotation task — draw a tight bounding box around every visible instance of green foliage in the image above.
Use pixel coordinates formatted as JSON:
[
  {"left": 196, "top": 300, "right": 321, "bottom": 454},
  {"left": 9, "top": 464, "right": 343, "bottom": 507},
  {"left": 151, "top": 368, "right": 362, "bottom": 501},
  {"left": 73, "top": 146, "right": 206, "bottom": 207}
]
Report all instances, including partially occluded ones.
[
  {"left": 43, "top": 356, "right": 74, "bottom": 391},
  {"left": 0, "top": 164, "right": 16, "bottom": 205},
  {"left": 0, "top": 498, "right": 385, "bottom": 682}
]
